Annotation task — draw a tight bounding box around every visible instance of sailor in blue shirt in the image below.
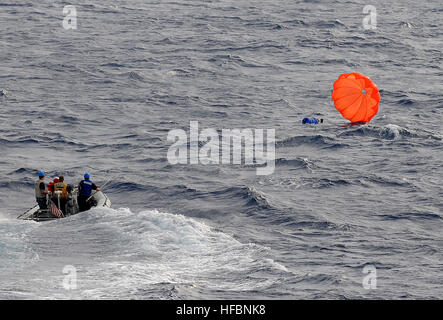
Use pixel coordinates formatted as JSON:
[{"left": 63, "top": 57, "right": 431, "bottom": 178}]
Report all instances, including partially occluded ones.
[
  {"left": 77, "top": 173, "right": 100, "bottom": 212},
  {"left": 35, "top": 171, "right": 48, "bottom": 209}
]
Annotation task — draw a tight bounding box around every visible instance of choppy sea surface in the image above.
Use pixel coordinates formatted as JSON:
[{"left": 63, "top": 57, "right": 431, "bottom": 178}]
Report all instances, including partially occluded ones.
[{"left": 0, "top": 0, "right": 442, "bottom": 299}]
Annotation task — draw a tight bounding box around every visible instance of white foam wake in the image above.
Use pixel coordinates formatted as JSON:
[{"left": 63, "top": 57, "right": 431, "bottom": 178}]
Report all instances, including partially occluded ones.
[{"left": 75, "top": 207, "right": 289, "bottom": 298}]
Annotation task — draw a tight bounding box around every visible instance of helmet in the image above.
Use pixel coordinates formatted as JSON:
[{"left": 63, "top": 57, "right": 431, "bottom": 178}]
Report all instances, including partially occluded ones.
[
  {"left": 38, "top": 171, "right": 45, "bottom": 177},
  {"left": 54, "top": 177, "right": 59, "bottom": 183},
  {"left": 84, "top": 173, "right": 90, "bottom": 179}
]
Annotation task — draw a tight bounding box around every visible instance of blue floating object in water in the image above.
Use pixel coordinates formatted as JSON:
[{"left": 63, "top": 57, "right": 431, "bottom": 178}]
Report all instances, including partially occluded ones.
[{"left": 302, "top": 117, "right": 323, "bottom": 124}]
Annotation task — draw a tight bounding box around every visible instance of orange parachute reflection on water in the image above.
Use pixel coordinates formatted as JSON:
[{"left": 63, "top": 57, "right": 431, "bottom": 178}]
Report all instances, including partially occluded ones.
[{"left": 331, "top": 72, "right": 380, "bottom": 123}]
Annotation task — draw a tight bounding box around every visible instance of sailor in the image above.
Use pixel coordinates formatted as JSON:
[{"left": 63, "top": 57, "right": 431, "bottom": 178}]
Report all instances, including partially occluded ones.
[
  {"left": 77, "top": 173, "right": 100, "bottom": 212},
  {"left": 48, "top": 176, "right": 58, "bottom": 197},
  {"left": 53, "top": 176, "right": 72, "bottom": 213},
  {"left": 50, "top": 177, "right": 60, "bottom": 205},
  {"left": 35, "top": 171, "right": 48, "bottom": 209}
]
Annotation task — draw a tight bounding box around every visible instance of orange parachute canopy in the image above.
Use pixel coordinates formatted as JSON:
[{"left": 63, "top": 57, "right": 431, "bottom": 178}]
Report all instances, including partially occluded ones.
[{"left": 331, "top": 72, "right": 380, "bottom": 123}]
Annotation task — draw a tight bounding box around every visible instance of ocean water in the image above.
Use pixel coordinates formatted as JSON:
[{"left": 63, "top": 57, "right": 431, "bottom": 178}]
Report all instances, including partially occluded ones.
[{"left": 0, "top": 0, "right": 442, "bottom": 299}]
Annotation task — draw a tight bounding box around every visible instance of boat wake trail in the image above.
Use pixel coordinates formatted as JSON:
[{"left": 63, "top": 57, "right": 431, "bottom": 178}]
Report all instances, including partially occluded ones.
[{"left": 0, "top": 207, "right": 289, "bottom": 299}]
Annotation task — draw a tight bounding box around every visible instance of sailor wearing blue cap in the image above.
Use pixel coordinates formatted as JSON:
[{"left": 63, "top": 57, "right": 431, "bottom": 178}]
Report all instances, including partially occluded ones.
[
  {"left": 77, "top": 173, "right": 101, "bottom": 212},
  {"left": 35, "top": 171, "right": 48, "bottom": 209}
]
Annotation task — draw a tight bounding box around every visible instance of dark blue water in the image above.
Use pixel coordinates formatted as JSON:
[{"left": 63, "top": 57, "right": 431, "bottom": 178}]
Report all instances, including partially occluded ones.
[{"left": 0, "top": 0, "right": 442, "bottom": 299}]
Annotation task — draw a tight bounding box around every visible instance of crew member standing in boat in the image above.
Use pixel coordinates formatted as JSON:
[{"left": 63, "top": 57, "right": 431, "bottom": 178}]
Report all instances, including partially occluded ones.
[
  {"left": 48, "top": 176, "right": 58, "bottom": 198},
  {"left": 53, "top": 176, "right": 72, "bottom": 214},
  {"left": 35, "top": 171, "right": 48, "bottom": 209},
  {"left": 77, "top": 173, "right": 100, "bottom": 212}
]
